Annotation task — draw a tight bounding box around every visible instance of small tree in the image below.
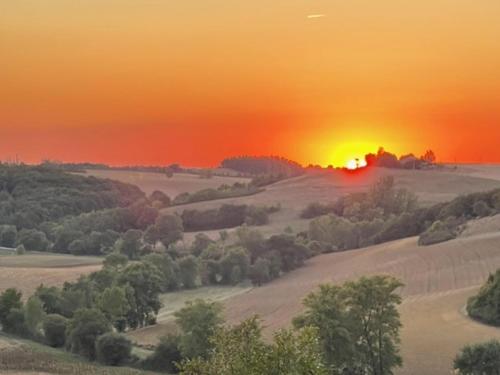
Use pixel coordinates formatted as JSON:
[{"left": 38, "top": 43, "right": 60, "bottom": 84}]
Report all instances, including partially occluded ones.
[
  {"left": 16, "top": 244, "right": 26, "bottom": 255},
  {"left": 142, "top": 334, "right": 182, "bottom": 373},
  {"left": 43, "top": 314, "right": 67, "bottom": 347},
  {"left": 0, "top": 288, "right": 23, "bottom": 329},
  {"left": 66, "top": 308, "right": 111, "bottom": 360},
  {"left": 454, "top": 340, "right": 500, "bottom": 375},
  {"left": 178, "top": 256, "right": 199, "bottom": 289},
  {"left": 174, "top": 300, "right": 224, "bottom": 359},
  {"left": 24, "top": 296, "right": 45, "bottom": 337},
  {"left": 96, "top": 332, "right": 132, "bottom": 366},
  {"left": 103, "top": 253, "right": 128, "bottom": 269}
]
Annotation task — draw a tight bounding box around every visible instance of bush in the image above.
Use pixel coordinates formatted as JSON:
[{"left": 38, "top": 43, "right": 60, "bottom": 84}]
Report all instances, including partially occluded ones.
[
  {"left": 95, "top": 332, "right": 132, "bottom": 366},
  {"left": 454, "top": 340, "right": 500, "bottom": 375},
  {"left": 418, "top": 220, "right": 456, "bottom": 246},
  {"left": 0, "top": 288, "right": 23, "bottom": 329},
  {"left": 141, "top": 334, "right": 182, "bottom": 373},
  {"left": 3, "top": 308, "right": 28, "bottom": 335},
  {"left": 17, "top": 229, "right": 50, "bottom": 251},
  {"left": 66, "top": 308, "right": 111, "bottom": 360},
  {"left": 467, "top": 270, "right": 500, "bottom": 326},
  {"left": 43, "top": 314, "right": 67, "bottom": 347},
  {"left": 16, "top": 244, "right": 26, "bottom": 255}
]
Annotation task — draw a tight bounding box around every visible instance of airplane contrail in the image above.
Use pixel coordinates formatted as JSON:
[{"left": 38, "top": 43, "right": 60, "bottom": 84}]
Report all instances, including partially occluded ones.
[{"left": 307, "top": 14, "right": 326, "bottom": 19}]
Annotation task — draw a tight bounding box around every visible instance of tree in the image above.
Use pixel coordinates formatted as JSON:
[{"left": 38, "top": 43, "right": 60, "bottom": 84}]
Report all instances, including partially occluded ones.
[
  {"left": 218, "top": 247, "right": 250, "bottom": 285},
  {"left": 191, "top": 233, "right": 214, "bottom": 256},
  {"left": 179, "top": 317, "right": 327, "bottom": 375},
  {"left": 98, "top": 286, "right": 130, "bottom": 331},
  {"left": 467, "top": 270, "right": 500, "bottom": 326},
  {"left": 103, "top": 253, "right": 128, "bottom": 269},
  {"left": 96, "top": 332, "right": 132, "bottom": 366},
  {"left": 142, "top": 334, "right": 182, "bottom": 373},
  {"left": 421, "top": 150, "right": 436, "bottom": 164},
  {"left": 24, "top": 296, "right": 45, "bottom": 337},
  {"left": 119, "top": 262, "right": 163, "bottom": 328},
  {"left": 16, "top": 244, "right": 26, "bottom": 255},
  {"left": 178, "top": 256, "right": 199, "bottom": 289},
  {"left": 17, "top": 229, "right": 50, "bottom": 251},
  {"left": 294, "top": 276, "right": 404, "bottom": 375},
  {"left": 0, "top": 225, "right": 17, "bottom": 247},
  {"left": 43, "top": 314, "right": 67, "bottom": 347},
  {"left": 53, "top": 226, "right": 84, "bottom": 253},
  {"left": 116, "top": 229, "right": 143, "bottom": 260},
  {"left": 0, "top": 288, "right": 23, "bottom": 329},
  {"left": 343, "top": 276, "right": 403, "bottom": 375},
  {"left": 249, "top": 257, "right": 271, "bottom": 286},
  {"left": 66, "top": 308, "right": 111, "bottom": 360},
  {"left": 454, "top": 340, "right": 500, "bottom": 375},
  {"left": 293, "top": 284, "right": 354, "bottom": 370},
  {"left": 174, "top": 300, "right": 224, "bottom": 359},
  {"left": 143, "top": 253, "right": 180, "bottom": 291},
  {"left": 150, "top": 190, "right": 171, "bottom": 208},
  {"left": 145, "top": 214, "right": 183, "bottom": 247}
]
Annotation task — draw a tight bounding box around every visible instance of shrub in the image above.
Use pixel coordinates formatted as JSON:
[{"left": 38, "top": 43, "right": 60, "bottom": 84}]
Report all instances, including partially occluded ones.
[
  {"left": 141, "top": 334, "right": 182, "bottom": 373},
  {"left": 467, "top": 270, "right": 500, "bottom": 326},
  {"left": 16, "top": 244, "right": 26, "bottom": 255},
  {"left": 95, "top": 332, "right": 132, "bottom": 366},
  {"left": 418, "top": 220, "right": 456, "bottom": 246},
  {"left": 43, "top": 314, "right": 67, "bottom": 347},
  {"left": 66, "top": 308, "right": 111, "bottom": 360},
  {"left": 454, "top": 340, "right": 500, "bottom": 375}
]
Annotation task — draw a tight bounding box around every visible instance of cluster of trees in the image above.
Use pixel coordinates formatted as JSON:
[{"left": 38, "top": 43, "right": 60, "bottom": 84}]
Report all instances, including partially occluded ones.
[
  {"left": 305, "top": 176, "right": 500, "bottom": 251},
  {"left": 221, "top": 156, "right": 304, "bottom": 177},
  {"left": 173, "top": 275, "right": 404, "bottom": 374},
  {"left": 181, "top": 204, "right": 279, "bottom": 232},
  {"left": 0, "top": 256, "right": 165, "bottom": 364},
  {"left": 172, "top": 182, "right": 263, "bottom": 205},
  {"left": 364, "top": 148, "right": 437, "bottom": 169},
  {"left": 0, "top": 164, "right": 144, "bottom": 231},
  {"left": 454, "top": 340, "right": 500, "bottom": 375}
]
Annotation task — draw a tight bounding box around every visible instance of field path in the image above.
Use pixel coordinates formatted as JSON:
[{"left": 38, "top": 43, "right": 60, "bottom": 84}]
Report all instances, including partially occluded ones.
[{"left": 224, "top": 232, "right": 500, "bottom": 374}]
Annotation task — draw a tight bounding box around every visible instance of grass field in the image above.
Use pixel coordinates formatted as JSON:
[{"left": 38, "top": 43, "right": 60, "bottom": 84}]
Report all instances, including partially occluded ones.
[
  {"left": 127, "top": 285, "right": 251, "bottom": 346},
  {"left": 0, "top": 253, "right": 102, "bottom": 299},
  {"left": 0, "top": 333, "right": 153, "bottom": 375},
  {"left": 80, "top": 169, "right": 250, "bottom": 196}
]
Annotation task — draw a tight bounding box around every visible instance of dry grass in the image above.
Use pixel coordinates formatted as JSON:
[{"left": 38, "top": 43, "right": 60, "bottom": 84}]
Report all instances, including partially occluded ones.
[
  {"left": 80, "top": 169, "right": 250, "bottom": 196},
  {"left": 127, "top": 285, "right": 251, "bottom": 346},
  {"left": 0, "top": 265, "right": 101, "bottom": 299},
  {"left": 165, "top": 167, "right": 500, "bottom": 243},
  {"left": 0, "top": 253, "right": 103, "bottom": 268}
]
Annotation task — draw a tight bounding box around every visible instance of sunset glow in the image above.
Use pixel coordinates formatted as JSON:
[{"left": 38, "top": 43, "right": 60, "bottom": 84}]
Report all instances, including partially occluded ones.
[{"left": 2, "top": 1, "right": 500, "bottom": 166}]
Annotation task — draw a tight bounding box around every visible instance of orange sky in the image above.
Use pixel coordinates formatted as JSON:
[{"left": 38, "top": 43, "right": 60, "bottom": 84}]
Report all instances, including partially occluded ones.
[{"left": 1, "top": 1, "right": 500, "bottom": 167}]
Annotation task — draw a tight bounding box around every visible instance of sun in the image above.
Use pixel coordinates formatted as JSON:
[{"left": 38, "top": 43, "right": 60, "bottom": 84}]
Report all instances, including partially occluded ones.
[{"left": 346, "top": 158, "right": 368, "bottom": 170}]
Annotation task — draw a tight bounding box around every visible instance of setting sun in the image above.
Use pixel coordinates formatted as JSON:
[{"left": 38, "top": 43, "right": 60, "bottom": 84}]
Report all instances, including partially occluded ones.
[{"left": 346, "top": 158, "right": 368, "bottom": 170}]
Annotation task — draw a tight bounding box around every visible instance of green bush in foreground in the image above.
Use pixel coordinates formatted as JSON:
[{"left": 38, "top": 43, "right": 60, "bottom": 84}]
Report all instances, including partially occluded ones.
[{"left": 454, "top": 340, "right": 500, "bottom": 375}]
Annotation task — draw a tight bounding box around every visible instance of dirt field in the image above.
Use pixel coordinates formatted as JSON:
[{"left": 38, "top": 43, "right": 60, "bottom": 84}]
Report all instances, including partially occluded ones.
[
  {"left": 217, "top": 228, "right": 500, "bottom": 375},
  {"left": 80, "top": 169, "right": 250, "bottom": 196}
]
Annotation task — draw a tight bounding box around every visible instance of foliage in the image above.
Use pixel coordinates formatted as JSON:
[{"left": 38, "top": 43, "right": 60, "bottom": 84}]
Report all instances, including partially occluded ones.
[
  {"left": 221, "top": 156, "right": 303, "bottom": 176},
  {"left": 141, "top": 334, "right": 182, "bottom": 373},
  {"left": 65, "top": 308, "right": 111, "bottom": 360},
  {"left": 174, "top": 299, "right": 224, "bottom": 359},
  {"left": 467, "top": 270, "right": 500, "bottom": 326},
  {"left": 43, "top": 314, "right": 68, "bottom": 347},
  {"left": 177, "top": 256, "right": 199, "bottom": 289},
  {"left": 0, "top": 164, "right": 144, "bottom": 231},
  {"left": 95, "top": 332, "right": 132, "bottom": 366},
  {"left": 179, "top": 317, "right": 327, "bottom": 375},
  {"left": 24, "top": 296, "right": 46, "bottom": 337},
  {"left": 0, "top": 288, "right": 23, "bottom": 329},
  {"left": 0, "top": 224, "right": 17, "bottom": 247},
  {"left": 173, "top": 183, "right": 262, "bottom": 205},
  {"left": 454, "top": 340, "right": 500, "bottom": 375},
  {"left": 294, "top": 276, "right": 403, "bottom": 374},
  {"left": 144, "top": 214, "right": 183, "bottom": 247},
  {"left": 118, "top": 262, "right": 163, "bottom": 328},
  {"left": 418, "top": 219, "right": 457, "bottom": 246}
]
